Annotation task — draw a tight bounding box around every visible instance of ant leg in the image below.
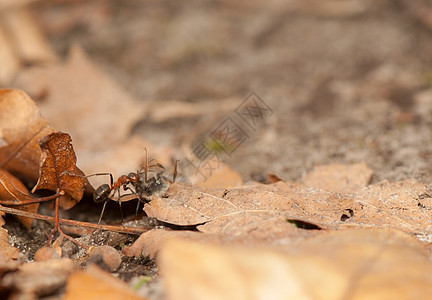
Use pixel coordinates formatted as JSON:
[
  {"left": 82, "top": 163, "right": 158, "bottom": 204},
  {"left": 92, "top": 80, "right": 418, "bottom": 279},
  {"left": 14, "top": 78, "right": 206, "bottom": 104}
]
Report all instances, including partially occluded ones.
[
  {"left": 86, "top": 172, "right": 114, "bottom": 186},
  {"left": 158, "top": 161, "right": 178, "bottom": 184},
  {"left": 123, "top": 185, "right": 142, "bottom": 216},
  {"left": 140, "top": 148, "right": 159, "bottom": 183},
  {"left": 161, "top": 175, "right": 171, "bottom": 183},
  {"left": 116, "top": 189, "right": 124, "bottom": 224},
  {"left": 153, "top": 163, "right": 166, "bottom": 180},
  {"left": 135, "top": 200, "right": 141, "bottom": 216},
  {"left": 143, "top": 150, "right": 159, "bottom": 181},
  {"left": 141, "top": 148, "right": 156, "bottom": 183},
  {"left": 109, "top": 173, "right": 114, "bottom": 188},
  {"left": 97, "top": 201, "right": 108, "bottom": 226},
  {"left": 155, "top": 163, "right": 166, "bottom": 172},
  {"left": 144, "top": 148, "right": 149, "bottom": 182},
  {"left": 123, "top": 185, "right": 135, "bottom": 193}
]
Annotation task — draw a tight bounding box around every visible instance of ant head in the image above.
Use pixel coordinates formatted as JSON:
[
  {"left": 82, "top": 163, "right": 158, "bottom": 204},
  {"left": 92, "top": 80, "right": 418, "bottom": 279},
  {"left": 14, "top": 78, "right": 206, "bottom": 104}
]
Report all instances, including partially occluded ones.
[{"left": 128, "top": 172, "right": 139, "bottom": 182}]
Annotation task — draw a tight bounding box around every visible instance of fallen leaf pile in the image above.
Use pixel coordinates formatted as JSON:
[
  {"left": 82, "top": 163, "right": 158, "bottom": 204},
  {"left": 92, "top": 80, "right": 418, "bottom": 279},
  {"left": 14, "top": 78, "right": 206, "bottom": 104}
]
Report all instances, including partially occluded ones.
[
  {"left": 141, "top": 178, "right": 431, "bottom": 236},
  {"left": 123, "top": 163, "right": 432, "bottom": 299},
  {"left": 0, "top": 89, "right": 90, "bottom": 222},
  {"left": 3, "top": 1, "right": 432, "bottom": 299},
  {"left": 0, "top": 88, "right": 148, "bottom": 299},
  {"left": 0, "top": 40, "right": 431, "bottom": 300},
  {"left": 2, "top": 86, "right": 432, "bottom": 299}
]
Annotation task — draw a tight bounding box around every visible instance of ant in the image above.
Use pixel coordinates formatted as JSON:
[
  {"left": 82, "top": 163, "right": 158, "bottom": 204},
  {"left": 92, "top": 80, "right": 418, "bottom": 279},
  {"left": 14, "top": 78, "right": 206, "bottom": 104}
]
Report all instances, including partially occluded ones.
[
  {"left": 132, "top": 161, "right": 177, "bottom": 213},
  {"left": 90, "top": 149, "right": 178, "bottom": 225},
  {"left": 91, "top": 172, "right": 140, "bottom": 225},
  {"left": 132, "top": 157, "right": 178, "bottom": 214}
]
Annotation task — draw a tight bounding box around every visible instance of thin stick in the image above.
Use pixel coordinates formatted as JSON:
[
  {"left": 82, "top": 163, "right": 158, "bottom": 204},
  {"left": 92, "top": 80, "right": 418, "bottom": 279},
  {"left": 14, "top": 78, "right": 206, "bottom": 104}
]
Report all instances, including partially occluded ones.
[
  {"left": 0, "top": 205, "right": 150, "bottom": 235},
  {"left": 1, "top": 191, "right": 66, "bottom": 206}
]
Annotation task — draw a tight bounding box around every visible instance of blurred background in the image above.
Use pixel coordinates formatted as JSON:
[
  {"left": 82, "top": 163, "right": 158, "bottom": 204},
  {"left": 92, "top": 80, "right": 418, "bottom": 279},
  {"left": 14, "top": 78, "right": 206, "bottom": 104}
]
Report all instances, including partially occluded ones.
[{"left": 2, "top": 0, "right": 432, "bottom": 184}]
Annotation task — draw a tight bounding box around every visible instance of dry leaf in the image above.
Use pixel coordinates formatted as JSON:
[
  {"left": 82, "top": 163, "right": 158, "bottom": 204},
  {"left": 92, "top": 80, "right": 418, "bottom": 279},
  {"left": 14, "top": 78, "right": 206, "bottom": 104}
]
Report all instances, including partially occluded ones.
[
  {"left": 144, "top": 182, "right": 349, "bottom": 234},
  {"left": 64, "top": 264, "right": 146, "bottom": 300},
  {"left": 348, "top": 179, "right": 432, "bottom": 233},
  {"left": 124, "top": 230, "right": 214, "bottom": 259},
  {"left": 297, "top": 228, "right": 432, "bottom": 300},
  {"left": 160, "top": 239, "right": 328, "bottom": 300},
  {"left": 266, "top": 173, "right": 283, "bottom": 183},
  {"left": 0, "top": 89, "right": 54, "bottom": 183},
  {"left": 2, "top": 258, "right": 74, "bottom": 298},
  {"left": 196, "top": 164, "right": 243, "bottom": 189},
  {"left": 0, "top": 26, "right": 19, "bottom": 84},
  {"left": 0, "top": 259, "right": 18, "bottom": 276},
  {"left": 0, "top": 7, "right": 58, "bottom": 64},
  {"left": 159, "top": 228, "right": 432, "bottom": 300},
  {"left": 0, "top": 215, "right": 19, "bottom": 261},
  {"left": 125, "top": 220, "right": 319, "bottom": 260},
  {"left": 145, "top": 179, "right": 432, "bottom": 237},
  {"left": 32, "top": 132, "right": 89, "bottom": 209},
  {"left": 303, "top": 162, "right": 373, "bottom": 193},
  {"left": 0, "top": 169, "right": 38, "bottom": 228}
]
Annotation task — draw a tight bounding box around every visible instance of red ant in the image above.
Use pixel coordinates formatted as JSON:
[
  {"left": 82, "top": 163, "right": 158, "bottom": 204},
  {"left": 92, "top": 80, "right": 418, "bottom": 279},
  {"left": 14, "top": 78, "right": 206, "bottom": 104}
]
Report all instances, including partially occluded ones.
[
  {"left": 91, "top": 172, "right": 140, "bottom": 225},
  {"left": 90, "top": 149, "right": 178, "bottom": 225}
]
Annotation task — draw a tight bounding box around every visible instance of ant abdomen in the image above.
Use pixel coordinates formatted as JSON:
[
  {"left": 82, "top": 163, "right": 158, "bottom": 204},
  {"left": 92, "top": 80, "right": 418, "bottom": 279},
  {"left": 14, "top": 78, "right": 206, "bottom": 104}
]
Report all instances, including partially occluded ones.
[{"left": 94, "top": 184, "right": 111, "bottom": 203}]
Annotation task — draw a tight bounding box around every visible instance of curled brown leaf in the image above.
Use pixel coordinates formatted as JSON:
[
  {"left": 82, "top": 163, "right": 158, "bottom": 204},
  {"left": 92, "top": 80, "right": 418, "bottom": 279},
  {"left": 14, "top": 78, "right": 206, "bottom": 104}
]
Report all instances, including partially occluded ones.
[
  {"left": 0, "top": 169, "right": 39, "bottom": 228},
  {"left": 32, "top": 132, "right": 90, "bottom": 209}
]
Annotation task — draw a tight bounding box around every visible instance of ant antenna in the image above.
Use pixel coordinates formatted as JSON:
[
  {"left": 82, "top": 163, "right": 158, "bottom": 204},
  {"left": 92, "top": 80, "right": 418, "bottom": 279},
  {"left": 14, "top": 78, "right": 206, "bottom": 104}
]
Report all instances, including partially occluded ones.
[{"left": 172, "top": 160, "right": 179, "bottom": 183}]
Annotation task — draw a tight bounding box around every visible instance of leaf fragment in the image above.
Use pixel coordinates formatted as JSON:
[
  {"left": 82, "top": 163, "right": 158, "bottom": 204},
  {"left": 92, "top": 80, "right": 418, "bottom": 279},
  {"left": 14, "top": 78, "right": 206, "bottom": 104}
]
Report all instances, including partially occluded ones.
[
  {"left": 64, "top": 264, "right": 145, "bottom": 300},
  {"left": 3, "top": 258, "right": 74, "bottom": 298},
  {"left": 196, "top": 164, "right": 243, "bottom": 189},
  {"left": 0, "top": 169, "right": 38, "bottom": 228},
  {"left": 146, "top": 179, "right": 432, "bottom": 237},
  {"left": 303, "top": 162, "right": 373, "bottom": 193},
  {"left": 32, "top": 132, "right": 89, "bottom": 209},
  {"left": 159, "top": 229, "right": 432, "bottom": 300},
  {"left": 144, "top": 182, "right": 349, "bottom": 234},
  {"left": 0, "top": 215, "right": 19, "bottom": 261},
  {"left": 0, "top": 89, "right": 54, "bottom": 183}
]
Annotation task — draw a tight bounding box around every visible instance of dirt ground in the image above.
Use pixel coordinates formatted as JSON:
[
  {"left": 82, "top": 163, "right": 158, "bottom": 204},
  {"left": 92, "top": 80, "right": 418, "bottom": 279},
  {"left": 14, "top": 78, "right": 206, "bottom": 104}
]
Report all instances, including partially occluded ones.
[
  {"left": 28, "top": 0, "right": 432, "bottom": 185},
  {"left": 3, "top": 0, "right": 432, "bottom": 299}
]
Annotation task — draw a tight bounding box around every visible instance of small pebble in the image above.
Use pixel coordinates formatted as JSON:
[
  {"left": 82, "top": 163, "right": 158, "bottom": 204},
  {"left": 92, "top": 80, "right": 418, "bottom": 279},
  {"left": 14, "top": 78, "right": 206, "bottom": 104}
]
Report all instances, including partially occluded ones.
[
  {"left": 34, "top": 246, "right": 61, "bottom": 261},
  {"left": 88, "top": 245, "right": 122, "bottom": 272}
]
